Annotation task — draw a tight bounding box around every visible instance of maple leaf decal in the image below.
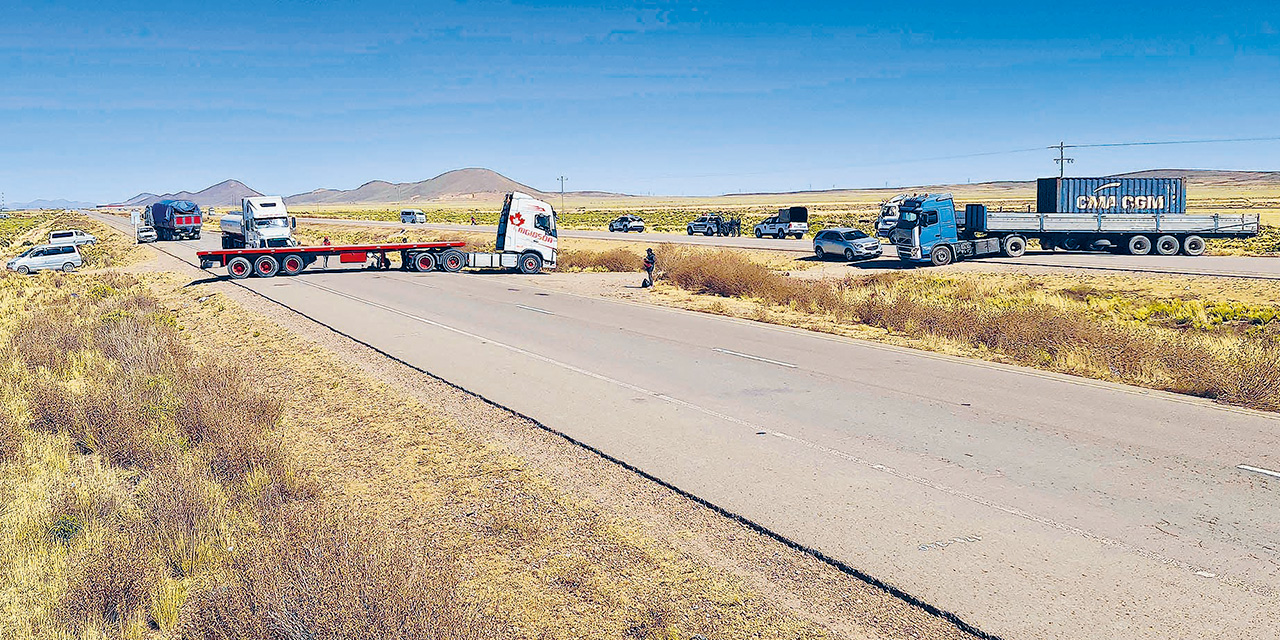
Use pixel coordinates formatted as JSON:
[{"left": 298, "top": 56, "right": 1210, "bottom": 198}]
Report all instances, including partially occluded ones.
[{"left": 510, "top": 213, "right": 526, "bottom": 226}]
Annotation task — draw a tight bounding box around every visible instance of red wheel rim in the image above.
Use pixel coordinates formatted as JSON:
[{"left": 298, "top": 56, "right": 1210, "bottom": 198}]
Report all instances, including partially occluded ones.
[
  {"left": 524, "top": 257, "right": 536, "bottom": 270},
  {"left": 231, "top": 262, "right": 247, "bottom": 275},
  {"left": 285, "top": 257, "right": 301, "bottom": 271},
  {"left": 418, "top": 255, "right": 433, "bottom": 269},
  {"left": 257, "top": 262, "right": 272, "bottom": 274},
  {"left": 447, "top": 255, "right": 461, "bottom": 269}
]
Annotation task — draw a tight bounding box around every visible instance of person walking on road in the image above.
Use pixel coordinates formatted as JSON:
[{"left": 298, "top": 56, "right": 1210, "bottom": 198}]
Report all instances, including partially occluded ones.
[
  {"left": 642, "top": 248, "right": 656, "bottom": 288},
  {"left": 470, "top": 215, "right": 478, "bottom": 225},
  {"left": 322, "top": 236, "right": 331, "bottom": 268}
]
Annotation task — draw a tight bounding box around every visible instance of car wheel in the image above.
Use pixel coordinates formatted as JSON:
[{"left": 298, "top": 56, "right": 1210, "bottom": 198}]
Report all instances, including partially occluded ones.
[
  {"left": 930, "top": 245, "right": 954, "bottom": 266},
  {"left": 687, "top": 227, "right": 694, "bottom": 235},
  {"left": 814, "top": 246, "right": 825, "bottom": 259},
  {"left": 61, "top": 262, "right": 75, "bottom": 273},
  {"left": 16, "top": 265, "right": 29, "bottom": 275},
  {"left": 844, "top": 248, "right": 856, "bottom": 261},
  {"left": 519, "top": 252, "right": 543, "bottom": 274},
  {"left": 1182, "top": 235, "right": 1205, "bottom": 256},
  {"left": 227, "top": 256, "right": 252, "bottom": 279},
  {"left": 1154, "top": 235, "right": 1179, "bottom": 256},
  {"left": 253, "top": 255, "right": 280, "bottom": 277}
]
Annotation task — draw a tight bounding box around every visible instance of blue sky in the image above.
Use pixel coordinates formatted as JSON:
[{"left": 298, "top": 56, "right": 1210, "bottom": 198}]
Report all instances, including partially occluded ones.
[{"left": 1, "top": 1, "right": 1278, "bottom": 202}]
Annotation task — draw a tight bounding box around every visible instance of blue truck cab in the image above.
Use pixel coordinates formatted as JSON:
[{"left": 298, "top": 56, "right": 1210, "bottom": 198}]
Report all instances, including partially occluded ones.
[{"left": 891, "top": 194, "right": 954, "bottom": 263}]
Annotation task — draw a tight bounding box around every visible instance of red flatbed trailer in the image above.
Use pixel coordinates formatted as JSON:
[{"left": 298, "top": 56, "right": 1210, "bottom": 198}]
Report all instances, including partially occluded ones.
[{"left": 197, "top": 241, "right": 469, "bottom": 279}]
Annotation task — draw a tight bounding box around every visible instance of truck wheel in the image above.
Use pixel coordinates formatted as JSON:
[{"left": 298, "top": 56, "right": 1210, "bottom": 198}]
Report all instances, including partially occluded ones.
[
  {"left": 253, "top": 255, "right": 280, "bottom": 278},
  {"left": 1154, "top": 235, "right": 1180, "bottom": 256},
  {"left": 1060, "top": 236, "right": 1082, "bottom": 251},
  {"left": 1001, "top": 236, "right": 1027, "bottom": 258},
  {"left": 1126, "top": 235, "right": 1152, "bottom": 255},
  {"left": 930, "top": 245, "right": 954, "bottom": 266},
  {"left": 61, "top": 262, "right": 76, "bottom": 273},
  {"left": 1040, "top": 238, "right": 1055, "bottom": 251},
  {"left": 1182, "top": 235, "right": 1206, "bottom": 256},
  {"left": 440, "top": 249, "right": 465, "bottom": 273},
  {"left": 193, "top": 231, "right": 201, "bottom": 240},
  {"left": 281, "top": 254, "right": 305, "bottom": 276},
  {"left": 413, "top": 252, "right": 436, "bottom": 272},
  {"left": 227, "top": 256, "right": 252, "bottom": 279},
  {"left": 518, "top": 252, "right": 543, "bottom": 274}
]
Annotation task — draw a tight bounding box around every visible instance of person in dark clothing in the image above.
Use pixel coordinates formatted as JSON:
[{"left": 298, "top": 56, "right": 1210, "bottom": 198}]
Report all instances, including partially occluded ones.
[
  {"left": 322, "top": 236, "right": 332, "bottom": 268},
  {"left": 642, "top": 248, "right": 656, "bottom": 287}
]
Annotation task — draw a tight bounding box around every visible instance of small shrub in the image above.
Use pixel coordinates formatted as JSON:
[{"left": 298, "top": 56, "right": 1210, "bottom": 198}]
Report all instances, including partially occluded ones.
[
  {"left": 49, "top": 513, "right": 82, "bottom": 545},
  {"left": 59, "top": 533, "right": 160, "bottom": 634},
  {"left": 559, "top": 247, "right": 645, "bottom": 272}
]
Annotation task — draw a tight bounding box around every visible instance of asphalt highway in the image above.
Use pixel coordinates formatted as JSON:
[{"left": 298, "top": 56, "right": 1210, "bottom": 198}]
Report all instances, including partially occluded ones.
[
  {"left": 300, "top": 217, "right": 1280, "bottom": 280},
  {"left": 95, "top": 213, "right": 1280, "bottom": 639}
]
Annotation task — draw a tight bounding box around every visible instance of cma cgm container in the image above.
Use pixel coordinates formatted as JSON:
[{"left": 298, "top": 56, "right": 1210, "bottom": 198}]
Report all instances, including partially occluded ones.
[{"left": 1037, "top": 177, "right": 1185, "bottom": 214}]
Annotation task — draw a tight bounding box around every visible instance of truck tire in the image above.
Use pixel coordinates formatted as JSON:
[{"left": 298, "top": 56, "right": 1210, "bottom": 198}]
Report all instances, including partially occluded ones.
[
  {"left": 518, "top": 252, "right": 543, "bottom": 274},
  {"left": 253, "top": 255, "right": 279, "bottom": 278},
  {"left": 1182, "top": 235, "right": 1206, "bottom": 256},
  {"left": 1001, "top": 235, "right": 1027, "bottom": 258},
  {"left": 227, "top": 256, "right": 252, "bottom": 279},
  {"left": 413, "top": 252, "right": 436, "bottom": 272},
  {"left": 930, "top": 245, "right": 954, "bottom": 266},
  {"left": 193, "top": 231, "right": 201, "bottom": 240},
  {"left": 755, "top": 228, "right": 763, "bottom": 238},
  {"left": 1040, "top": 238, "right": 1055, "bottom": 251},
  {"left": 1126, "top": 235, "right": 1152, "bottom": 255},
  {"left": 1060, "top": 236, "right": 1082, "bottom": 251},
  {"left": 1154, "top": 235, "right": 1180, "bottom": 256},
  {"left": 281, "top": 254, "right": 305, "bottom": 276},
  {"left": 440, "top": 249, "right": 465, "bottom": 273}
]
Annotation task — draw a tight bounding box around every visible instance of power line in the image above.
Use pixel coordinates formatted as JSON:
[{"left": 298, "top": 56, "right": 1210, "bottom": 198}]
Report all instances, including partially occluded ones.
[{"left": 1061, "top": 135, "right": 1280, "bottom": 149}]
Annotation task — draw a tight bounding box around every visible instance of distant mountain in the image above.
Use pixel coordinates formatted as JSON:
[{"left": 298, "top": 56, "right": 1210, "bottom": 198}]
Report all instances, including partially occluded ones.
[
  {"left": 286, "top": 168, "right": 556, "bottom": 205},
  {"left": 9, "top": 198, "right": 96, "bottom": 210},
  {"left": 115, "top": 179, "right": 263, "bottom": 208}
]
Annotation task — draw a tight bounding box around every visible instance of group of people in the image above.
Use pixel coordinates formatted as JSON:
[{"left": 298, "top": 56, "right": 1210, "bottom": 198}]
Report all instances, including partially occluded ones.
[{"left": 717, "top": 217, "right": 743, "bottom": 236}]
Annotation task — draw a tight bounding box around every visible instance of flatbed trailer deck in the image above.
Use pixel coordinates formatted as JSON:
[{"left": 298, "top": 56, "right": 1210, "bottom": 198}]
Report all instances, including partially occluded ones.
[{"left": 197, "top": 241, "right": 469, "bottom": 278}]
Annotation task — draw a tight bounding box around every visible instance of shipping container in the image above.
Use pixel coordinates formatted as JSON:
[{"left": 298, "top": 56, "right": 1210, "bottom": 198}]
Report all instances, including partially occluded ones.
[{"left": 1036, "top": 177, "right": 1186, "bottom": 215}]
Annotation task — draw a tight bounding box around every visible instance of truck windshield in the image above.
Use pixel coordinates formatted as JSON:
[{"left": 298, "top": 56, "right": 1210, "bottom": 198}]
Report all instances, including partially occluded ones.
[
  {"left": 897, "top": 211, "right": 919, "bottom": 228},
  {"left": 255, "top": 218, "right": 288, "bottom": 228}
]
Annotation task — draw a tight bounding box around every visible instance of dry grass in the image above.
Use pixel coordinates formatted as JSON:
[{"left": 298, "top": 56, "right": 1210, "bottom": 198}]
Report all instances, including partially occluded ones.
[
  {"left": 559, "top": 246, "right": 645, "bottom": 272},
  {"left": 58, "top": 532, "right": 160, "bottom": 635},
  {"left": 656, "top": 246, "right": 1280, "bottom": 411}
]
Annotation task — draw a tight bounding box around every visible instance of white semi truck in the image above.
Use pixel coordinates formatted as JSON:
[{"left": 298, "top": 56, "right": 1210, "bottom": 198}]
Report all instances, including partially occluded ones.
[{"left": 198, "top": 191, "right": 559, "bottom": 278}]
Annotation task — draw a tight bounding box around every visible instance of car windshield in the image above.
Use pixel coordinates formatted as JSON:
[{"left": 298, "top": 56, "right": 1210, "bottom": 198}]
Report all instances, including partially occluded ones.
[
  {"left": 841, "top": 230, "right": 868, "bottom": 240},
  {"left": 15, "top": 247, "right": 36, "bottom": 257},
  {"left": 255, "top": 218, "right": 288, "bottom": 228}
]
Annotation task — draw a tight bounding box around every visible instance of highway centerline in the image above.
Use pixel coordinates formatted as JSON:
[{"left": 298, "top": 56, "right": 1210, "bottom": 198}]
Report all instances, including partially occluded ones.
[
  {"left": 712, "top": 347, "right": 797, "bottom": 368},
  {"left": 1237, "top": 464, "right": 1280, "bottom": 479},
  {"left": 516, "top": 303, "right": 555, "bottom": 315}
]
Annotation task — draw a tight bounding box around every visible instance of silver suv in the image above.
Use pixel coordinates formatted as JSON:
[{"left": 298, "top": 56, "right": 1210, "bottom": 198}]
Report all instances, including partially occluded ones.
[
  {"left": 49, "top": 229, "right": 96, "bottom": 246},
  {"left": 7, "top": 244, "right": 83, "bottom": 274},
  {"left": 813, "top": 228, "right": 882, "bottom": 261}
]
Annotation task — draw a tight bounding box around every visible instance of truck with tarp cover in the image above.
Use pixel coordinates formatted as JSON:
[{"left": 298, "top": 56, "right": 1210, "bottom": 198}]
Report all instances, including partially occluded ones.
[{"left": 145, "top": 200, "right": 203, "bottom": 241}]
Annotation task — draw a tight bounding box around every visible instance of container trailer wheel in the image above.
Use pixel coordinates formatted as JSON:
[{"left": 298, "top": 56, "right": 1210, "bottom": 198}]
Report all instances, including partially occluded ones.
[
  {"left": 1126, "top": 235, "right": 1152, "bottom": 255},
  {"left": 519, "top": 252, "right": 543, "bottom": 274},
  {"left": 438, "top": 249, "right": 465, "bottom": 273},
  {"left": 1181, "top": 235, "right": 1205, "bottom": 256},
  {"left": 227, "top": 256, "right": 252, "bottom": 279},
  {"left": 281, "top": 254, "right": 305, "bottom": 276},
  {"left": 413, "top": 252, "right": 437, "bottom": 272},
  {"left": 930, "top": 245, "right": 954, "bottom": 266},
  {"left": 193, "top": 231, "right": 201, "bottom": 240},
  {"left": 1040, "top": 238, "right": 1055, "bottom": 251},
  {"left": 1154, "top": 235, "right": 1180, "bottom": 256},
  {"left": 1001, "top": 235, "right": 1027, "bottom": 258},
  {"left": 1060, "top": 236, "right": 1083, "bottom": 251},
  {"left": 253, "top": 255, "right": 280, "bottom": 278}
]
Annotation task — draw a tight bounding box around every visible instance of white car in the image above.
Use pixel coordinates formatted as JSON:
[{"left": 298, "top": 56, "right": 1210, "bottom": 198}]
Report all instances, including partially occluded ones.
[
  {"left": 400, "top": 209, "right": 426, "bottom": 224},
  {"left": 49, "top": 229, "right": 96, "bottom": 246},
  {"left": 608, "top": 215, "right": 645, "bottom": 232},
  {"left": 136, "top": 226, "right": 158, "bottom": 243},
  {"left": 7, "top": 244, "right": 82, "bottom": 274}
]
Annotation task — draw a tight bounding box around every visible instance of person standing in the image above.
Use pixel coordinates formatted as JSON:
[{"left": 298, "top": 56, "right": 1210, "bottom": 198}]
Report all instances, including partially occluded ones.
[
  {"left": 322, "top": 236, "right": 331, "bottom": 268},
  {"left": 642, "top": 248, "right": 656, "bottom": 288}
]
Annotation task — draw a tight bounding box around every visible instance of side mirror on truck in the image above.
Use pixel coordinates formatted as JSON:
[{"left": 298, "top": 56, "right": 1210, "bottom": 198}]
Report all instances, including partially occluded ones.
[{"left": 290, "top": 217, "right": 297, "bottom": 229}]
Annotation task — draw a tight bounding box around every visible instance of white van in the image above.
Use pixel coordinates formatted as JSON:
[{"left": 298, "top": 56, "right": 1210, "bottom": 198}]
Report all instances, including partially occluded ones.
[
  {"left": 49, "top": 229, "right": 97, "bottom": 246},
  {"left": 400, "top": 209, "right": 426, "bottom": 224},
  {"left": 7, "top": 244, "right": 82, "bottom": 274}
]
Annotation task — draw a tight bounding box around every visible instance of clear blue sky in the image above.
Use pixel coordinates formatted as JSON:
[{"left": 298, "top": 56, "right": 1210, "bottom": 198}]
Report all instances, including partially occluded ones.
[{"left": 2, "top": 0, "right": 1278, "bottom": 202}]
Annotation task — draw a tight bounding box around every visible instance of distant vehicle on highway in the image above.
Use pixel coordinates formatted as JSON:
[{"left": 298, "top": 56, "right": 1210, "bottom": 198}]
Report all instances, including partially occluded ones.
[
  {"left": 754, "top": 206, "right": 809, "bottom": 239},
  {"left": 813, "top": 228, "right": 882, "bottom": 261},
  {"left": 146, "top": 200, "right": 202, "bottom": 241},
  {"left": 0, "top": 213, "right": 10, "bottom": 219},
  {"left": 136, "top": 225, "right": 158, "bottom": 243},
  {"left": 49, "top": 229, "right": 96, "bottom": 246},
  {"left": 687, "top": 215, "right": 726, "bottom": 236},
  {"left": 7, "top": 244, "right": 82, "bottom": 274},
  {"left": 400, "top": 209, "right": 426, "bottom": 224},
  {"left": 608, "top": 215, "right": 645, "bottom": 232}
]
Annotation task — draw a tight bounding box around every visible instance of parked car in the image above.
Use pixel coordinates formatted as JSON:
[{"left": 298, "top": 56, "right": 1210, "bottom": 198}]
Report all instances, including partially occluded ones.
[
  {"left": 49, "top": 229, "right": 96, "bottom": 246},
  {"left": 136, "top": 225, "right": 158, "bottom": 243},
  {"left": 754, "top": 206, "right": 809, "bottom": 239},
  {"left": 400, "top": 209, "right": 426, "bottom": 224},
  {"left": 813, "top": 228, "right": 882, "bottom": 261},
  {"left": 687, "top": 215, "right": 726, "bottom": 236},
  {"left": 609, "top": 215, "right": 646, "bottom": 232},
  {"left": 7, "top": 244, "right": 82, "bottom": 274},
  {"left": 0, "top": 213, "right": 10, "bottom": 219}
]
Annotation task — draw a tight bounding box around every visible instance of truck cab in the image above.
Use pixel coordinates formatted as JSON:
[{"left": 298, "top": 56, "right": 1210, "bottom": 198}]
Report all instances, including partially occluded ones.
[
  {"left": 488, "top": 191, "right": 558, "bottom": 273},
  {"left": 220, "top": 196, "right": 297, "bottom": 249},
  {"left": 891, "top": 194, "right": 957, "bottom": 263}
]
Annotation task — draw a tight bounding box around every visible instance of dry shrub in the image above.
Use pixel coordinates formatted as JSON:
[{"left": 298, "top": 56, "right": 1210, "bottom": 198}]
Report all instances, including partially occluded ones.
[
  {"left": 74, "top": 377, "right": 169, "bottom": 469},
  {"left": 0, "top": 408, "right": 21, "bottom": 463},
  {"left": 92, "top": 307, "right": 188, "bottom": 374},
  {"left": 1211, "top": 342, "right": 1280, "bottom": 410},
  {"left": 142, "top": 459, "right": 227, "bottom": 578},
  {"left": 59, "top": 533, "right": 160, "bottom": 634},
  {"left": 559, "top": 247, "right": 644, "bottom": 272},
  {"left": 181, "top": 504, "right": 496, "bottom": 640},
  {"left": 9, "top": 306, "right": 83, "bottom": 372}
]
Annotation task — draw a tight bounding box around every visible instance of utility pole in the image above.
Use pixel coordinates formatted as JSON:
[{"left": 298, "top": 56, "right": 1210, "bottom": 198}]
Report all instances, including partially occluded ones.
[
  {"left": 557, "top": 176, "right": 567, "bottom": 213},
  {"left": 1050, "top": 141, "right": 1075, "bottom": 178}
]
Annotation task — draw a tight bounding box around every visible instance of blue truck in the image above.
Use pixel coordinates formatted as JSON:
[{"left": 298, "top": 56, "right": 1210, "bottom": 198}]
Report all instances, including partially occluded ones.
[
  {"left": 145, "top": 200, "right": 203, "bottom": 241},
  {"left": 890, "top": 178, "right": 1260, "bottom": 266}
]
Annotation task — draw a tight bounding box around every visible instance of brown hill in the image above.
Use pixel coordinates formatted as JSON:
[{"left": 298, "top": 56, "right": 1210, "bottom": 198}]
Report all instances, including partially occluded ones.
[
  {"left": 1114, "top": 169, "right": 1280, "bottom": 186},
  {"left": 286, "top": 168, "right": 554, "bottom": 205},
  {"left": 118, "top": 180, "right": 263, "bottom": 208}
]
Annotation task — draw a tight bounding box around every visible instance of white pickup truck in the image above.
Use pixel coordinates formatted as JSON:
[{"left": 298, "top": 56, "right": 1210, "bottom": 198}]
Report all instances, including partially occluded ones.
[{"left": 753, "top": 206, "right": 809, "bottom": 239}]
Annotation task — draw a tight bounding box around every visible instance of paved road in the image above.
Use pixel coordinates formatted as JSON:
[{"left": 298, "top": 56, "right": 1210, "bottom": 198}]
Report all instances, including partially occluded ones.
[
  {"left": 300, "top": 217, "right": 1280, "bottom": 280},
  {"left": 96, "top": 213, "right": 1280, "bottom": 639}
]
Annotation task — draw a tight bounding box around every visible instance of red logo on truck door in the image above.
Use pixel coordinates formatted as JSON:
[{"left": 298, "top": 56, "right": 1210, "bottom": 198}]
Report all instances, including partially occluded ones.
[{"left": 510, "top": 213, "right": 526, "bottom": 227}]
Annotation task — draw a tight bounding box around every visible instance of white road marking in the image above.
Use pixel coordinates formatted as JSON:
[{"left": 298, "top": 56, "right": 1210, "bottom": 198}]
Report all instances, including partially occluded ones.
[
  {"left": 712, "top": 347, "right": 797, "bottom": 368},
  {"left": 516, "top": 304, "right": 554, "bottom": 315},
  {"left": 1237, "top": 464, "right": 1280, "bottom": 479},
  {"left": 292, "top": 279, "right": 1242, "bottom": 590}
]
